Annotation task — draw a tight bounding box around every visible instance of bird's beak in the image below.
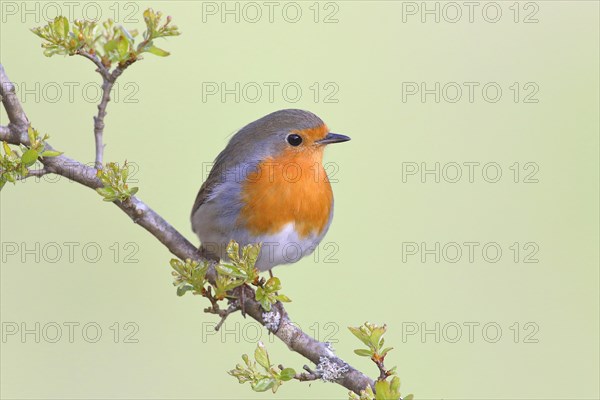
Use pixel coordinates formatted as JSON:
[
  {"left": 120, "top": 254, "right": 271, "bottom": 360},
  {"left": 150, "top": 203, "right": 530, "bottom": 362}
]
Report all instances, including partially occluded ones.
[{"left": 315, "top": 132, "right": 351, "bottom": 145}]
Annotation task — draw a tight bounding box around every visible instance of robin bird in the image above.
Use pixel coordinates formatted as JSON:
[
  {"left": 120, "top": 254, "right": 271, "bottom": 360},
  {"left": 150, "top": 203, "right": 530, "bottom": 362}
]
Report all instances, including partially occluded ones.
[{"left": 191, "top": 109, "right": 350, "bottom": 271}]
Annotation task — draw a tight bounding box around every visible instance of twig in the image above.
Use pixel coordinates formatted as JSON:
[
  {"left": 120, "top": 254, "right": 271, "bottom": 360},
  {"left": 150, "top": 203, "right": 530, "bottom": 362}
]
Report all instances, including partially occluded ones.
[
  {"left": 75, "top": 49, "right": 109, "bottom": 80},
  {"left": 17, "top": 167, "right": 50, "bottom": 180},
  {"left": 75, "top": 50, "right": 134, "bottom": 170},
  {"left": 374, "top": 356, "right": 391, "bottom": 381},
  {"left": 92, "top": 78, "right": 112, "bottom": 169},
  {"left": 279, "top": 364, "right": 322, "bottom": 382},
  {"left": 214, "top": 302, "right": 241, "bottom": 331},
  {"left": 0, "top": 62, "right": 374, "bottom": 395}
]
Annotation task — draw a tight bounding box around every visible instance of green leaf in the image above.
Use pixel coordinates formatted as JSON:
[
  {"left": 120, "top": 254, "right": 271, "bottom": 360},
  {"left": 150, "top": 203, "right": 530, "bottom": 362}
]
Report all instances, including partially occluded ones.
[
  {"left": 275, "top": 294, "right": 292, "bottom": 302},
  {"left": 96, "top": 187, "right": 116, "bottom": 199},
  {"left": 354, "top": 349, "right": 372, "bottom": 357},
  {"left": 279, "top": 368, "right": 296, "bottom": 381},
  {"left": 119, "top": 25, "right": 136, "bottom": 44},
  {"left": 374, "top": 380, "right": 394, "bottom": 400},
  {"left": 370, "top": 326, "right": 387, "bottom": 350},
  {"left": 143, "top": 8, "right": 156, "bottom": 25},
  {"left": 252, "top": 377, "right": 275, "bottom": 392},
  {"left": 40, "top": 150, "right": 62, "bottom": 157},
  {"left": 176, "top": 283, "right": 193, "bottom": 296},
  {"left": 381, "top": 347, "right": 394, "bottom": 357},
  {"left": 146, "top": 45, "right": 170, "bottom": 57},
  {"left": 62, "top": 17, "right": 69, "bottom": 37},
  {"left": 2, "top": 142, "right": 11, "bottom": 155},
  {"left": 217, "top": 263, "right": 246, "bottom": 279},
  {"left": 349, "top": 326, "right": 371, "bottom": 348},
  {"left": 254, "top": 342, "right": 270, "bottom": 369},
  {"left": 245, "top": 243, "right": 261, "bottom": 264},
  {"left": 270, "top": 379, "right": 282, "bottom": 394},
  {"left": 121, "top": 165, "right": 129, "bottom": 181},
  {"left": 53, "top": 16, "right": 69, "bottom": 38},
  {"left": 27, "top": 126, "right": 36, "bottom": 145},
  {"left": 117, "top": 37, "right": 129, "bottom": 57},
  {"left": 19, "top": 164, "right": 28, "bottom": 177},
  {"left": 390, "top": 376, "right": 400, "bottom": 393},
  {"left": 264, "top": 276, "right": 281, "bottom": 292},
  {"left": 43, "top": 47, "right": 62, "bottom": 57},
  {"left": 21, "top": 149, "right": 39, "bottom": 167},
  {"left": 259, "top": 297, "right": 272, "bottom": 312},
  {"left": 104, "top": 39, "right": 118, "bottom": 53}
]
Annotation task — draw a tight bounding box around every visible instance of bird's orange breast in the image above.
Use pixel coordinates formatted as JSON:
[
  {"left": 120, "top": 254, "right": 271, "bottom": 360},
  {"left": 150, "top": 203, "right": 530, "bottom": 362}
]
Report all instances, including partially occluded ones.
[{"left": 239, "top": 147, "right": 333, "bottom": 238}]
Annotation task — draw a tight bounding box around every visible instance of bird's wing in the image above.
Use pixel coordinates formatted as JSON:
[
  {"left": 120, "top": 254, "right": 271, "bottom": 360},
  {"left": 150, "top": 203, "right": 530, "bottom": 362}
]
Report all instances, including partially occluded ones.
[
  {"left": 191, "top": 128, "right": 263, "bottom": 227},
  {"left": 190, "top": 161, "right": 222, "bottom": 221},
  {"left": 190, "top": 144, "right": 250, "bottom": 222}
]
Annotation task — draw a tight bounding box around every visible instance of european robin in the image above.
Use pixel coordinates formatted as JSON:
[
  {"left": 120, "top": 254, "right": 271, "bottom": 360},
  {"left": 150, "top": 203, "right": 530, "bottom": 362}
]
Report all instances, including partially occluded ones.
[{"left": 191, "top": 109, "right": 350, "bottom": 271}]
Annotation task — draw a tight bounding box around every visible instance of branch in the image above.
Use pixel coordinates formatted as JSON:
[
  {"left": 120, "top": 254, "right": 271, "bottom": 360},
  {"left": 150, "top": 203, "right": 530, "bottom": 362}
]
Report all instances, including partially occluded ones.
[
  {"left": 0, "top": 64, "right": 29, "bottom": 130},
  {"left": 281, "top": 364, "right": 323, "bottom": 382},
  {"left": 0, "top": 63, "right": 374, "bottom": 395}
]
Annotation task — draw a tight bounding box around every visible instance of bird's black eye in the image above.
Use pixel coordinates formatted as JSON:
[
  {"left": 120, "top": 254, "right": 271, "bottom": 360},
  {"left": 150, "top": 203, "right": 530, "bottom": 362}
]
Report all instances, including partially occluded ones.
[{"left": 287, "top": 134, "right": 303, "bottom": 146}]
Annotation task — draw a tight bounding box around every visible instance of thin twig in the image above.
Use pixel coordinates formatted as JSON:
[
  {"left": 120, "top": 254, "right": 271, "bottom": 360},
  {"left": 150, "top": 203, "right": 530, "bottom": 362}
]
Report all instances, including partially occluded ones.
[
  {"left": 374, "top": 356, "right": 391, "bottom": 381},
  {"left": 202, "top": 286, "right": 242, "bottom": 331},
  {"left": 91, "top": 62, "right": 136, "bottom": 170},
  {"left": 76, "top": 49, "right": 135, "bottom": 170},
  {"left": 215, "top": 303, "right": 241, "bottom": 331},
  {"left": 17, "top": 168, "right": 50, "bottom": 180},
  {"left": 280, "top": 364, "right": 322, "bottom": 382},
  {"left": 93, "top": 78, "right": 112, "bottom": 169},
  {"left": 75, "top": 49, "right": 109, "bottom": 79},
  {"left": 0, "top": 62, "right": 375, "bottom": 395}
]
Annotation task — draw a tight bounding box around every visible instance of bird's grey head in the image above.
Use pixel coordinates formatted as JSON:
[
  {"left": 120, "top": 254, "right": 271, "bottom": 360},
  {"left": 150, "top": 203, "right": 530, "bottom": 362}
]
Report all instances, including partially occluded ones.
[{"left": 220, "top": 109, "right": 328, "bottom": 161}]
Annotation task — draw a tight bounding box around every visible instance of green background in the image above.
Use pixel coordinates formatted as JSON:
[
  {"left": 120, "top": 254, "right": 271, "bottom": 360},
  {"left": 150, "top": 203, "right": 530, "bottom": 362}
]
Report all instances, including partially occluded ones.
[{"left": 1, "top": 1, "right": 598, "bottom": 399}]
